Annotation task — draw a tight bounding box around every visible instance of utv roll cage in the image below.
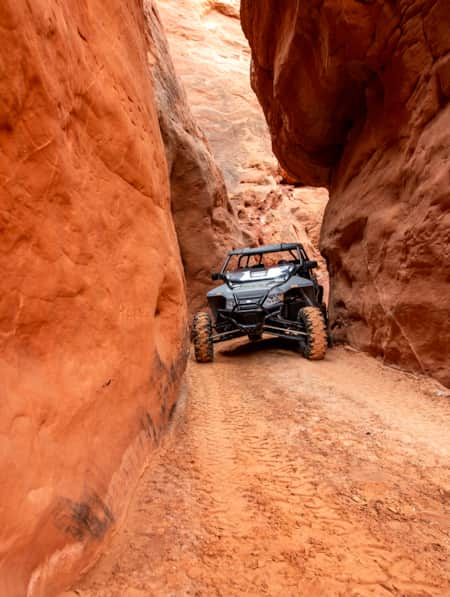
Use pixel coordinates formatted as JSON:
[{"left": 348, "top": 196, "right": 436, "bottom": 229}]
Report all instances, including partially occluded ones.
[{"left": 221, "top": 243, "right": 309, "bottom": 274}]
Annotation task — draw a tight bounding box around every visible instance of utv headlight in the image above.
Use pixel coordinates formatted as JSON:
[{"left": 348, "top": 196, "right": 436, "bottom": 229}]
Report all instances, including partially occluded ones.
[
  {"left": 225, "top": 297, "right": 236, "bottom": 309},
  {"left": 264, "top": 293, "right": 283, "bottom": 307}
]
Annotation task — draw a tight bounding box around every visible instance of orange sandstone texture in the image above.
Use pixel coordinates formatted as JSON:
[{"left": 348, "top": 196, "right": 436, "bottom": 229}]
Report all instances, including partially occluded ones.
[
  {"left": 157, "top": 0, "right": 329, "bottom": 295},
  {"left": 0, "top": 0, "right": 189, "bottom": 594},
  {"left": 241, "top": 0, "right": 450, "bottom": 386},
  {"left": 145, "top": 2, "right": 244, "bottom": 313},
  {"left": 157, "top": 0, "right": 275, "bottom": 194}
]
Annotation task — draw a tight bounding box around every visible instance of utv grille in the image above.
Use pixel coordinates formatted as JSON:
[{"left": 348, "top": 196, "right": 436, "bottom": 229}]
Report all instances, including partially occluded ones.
[
  {"left": 235, "top": 293, "right": 264, "bottom": 308},
  {"left": 232, "top": 311, "right": 265, "bottom": 326},
  {"left": 232, "top": 282, "right": 271, "bottom": 291}
]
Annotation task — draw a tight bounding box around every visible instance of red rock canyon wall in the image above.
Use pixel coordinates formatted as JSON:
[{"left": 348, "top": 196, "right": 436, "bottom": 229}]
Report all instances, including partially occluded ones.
[
  {"left": 0, "top": 0, "right": 193, "bottom": 594},
  {"left": 241, "top": 0, "right": 450, "bottom": 386},
  {"left": 145, "top": 1, "right": 245, "bottom": 312},
  {"left": 157, "top": 0, "right": 330, "bottom": 295}
]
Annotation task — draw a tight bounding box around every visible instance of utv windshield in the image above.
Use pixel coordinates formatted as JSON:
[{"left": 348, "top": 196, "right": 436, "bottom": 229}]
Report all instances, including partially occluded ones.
[{"left": 222, "top": 246, "right": 306, "bottom": 284}]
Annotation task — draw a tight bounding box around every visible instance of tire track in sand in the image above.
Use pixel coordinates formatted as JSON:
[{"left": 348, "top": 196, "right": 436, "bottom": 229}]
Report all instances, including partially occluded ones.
[{"left": 72, "top": 343, "right": 450, "bottom": 597}]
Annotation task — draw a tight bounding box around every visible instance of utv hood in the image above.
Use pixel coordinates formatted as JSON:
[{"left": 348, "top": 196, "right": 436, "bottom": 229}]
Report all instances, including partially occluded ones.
[{"left": 207, "top": 274, "right": 313, "bottom": 301}]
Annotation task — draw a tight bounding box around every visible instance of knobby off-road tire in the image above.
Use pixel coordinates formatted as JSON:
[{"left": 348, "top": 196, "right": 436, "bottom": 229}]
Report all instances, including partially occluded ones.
[
  {"left": 297, "top": 307, "right": 327, "bottom": 360},
  {"left": 192, "top": 311, "right": 214, "bottom": 363}
]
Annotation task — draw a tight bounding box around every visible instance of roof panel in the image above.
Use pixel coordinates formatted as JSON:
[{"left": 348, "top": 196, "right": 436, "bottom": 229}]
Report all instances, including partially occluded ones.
[{"left": 228, "top": 243, "right": 303, "bottom": 256}]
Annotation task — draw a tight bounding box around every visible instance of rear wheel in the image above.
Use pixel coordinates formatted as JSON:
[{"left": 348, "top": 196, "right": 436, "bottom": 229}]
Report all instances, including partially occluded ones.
[
  {"left": 192, "top": 311, "right": 214, "bottom": 363},
  {"left": 297, "top": 307, "right": 327, "bottom": 360}
]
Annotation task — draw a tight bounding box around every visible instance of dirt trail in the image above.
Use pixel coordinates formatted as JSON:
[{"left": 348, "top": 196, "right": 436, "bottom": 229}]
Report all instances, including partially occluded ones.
[{"left": 71, "top": 342, "right": 450, "bottom": 596}]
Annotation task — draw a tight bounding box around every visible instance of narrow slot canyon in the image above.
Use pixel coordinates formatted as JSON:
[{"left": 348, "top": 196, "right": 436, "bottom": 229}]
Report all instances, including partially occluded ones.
[{"left": 0, "top": 1, "right": 449, "bottom": 596}]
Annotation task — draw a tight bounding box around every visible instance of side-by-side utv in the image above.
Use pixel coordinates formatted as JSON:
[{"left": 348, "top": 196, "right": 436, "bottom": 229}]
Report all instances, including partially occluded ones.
[{"left": 192, "top": 243, "right": 328, "bottom": 362}]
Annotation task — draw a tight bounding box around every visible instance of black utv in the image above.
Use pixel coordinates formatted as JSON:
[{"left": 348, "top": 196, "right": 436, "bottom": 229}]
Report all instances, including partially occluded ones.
[{"left": 192, "top": 243, "right": 328, "bottom": 362}]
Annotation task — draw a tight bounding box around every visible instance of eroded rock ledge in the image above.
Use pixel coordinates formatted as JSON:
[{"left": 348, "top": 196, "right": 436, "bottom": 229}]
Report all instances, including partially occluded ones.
[{"left": 241, "top": 0, "right": 450, "bottom": 386}]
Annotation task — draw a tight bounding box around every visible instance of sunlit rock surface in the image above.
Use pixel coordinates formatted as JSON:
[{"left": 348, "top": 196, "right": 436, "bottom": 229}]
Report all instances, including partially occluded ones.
[
  {"left": 158, "top": 0, "right": 272, "bottom": 193},
  {"left": 241, "top": 0, "right": 450, "bottom": 386},
  {"left": 145, "top": 1, "right": 244, "bottom": 312},
  {"left": 158, "top": 0, "right": 329, "bottom": 294},
  {"left": 0, "top": 1, "right": 188, "bottom": 594}
]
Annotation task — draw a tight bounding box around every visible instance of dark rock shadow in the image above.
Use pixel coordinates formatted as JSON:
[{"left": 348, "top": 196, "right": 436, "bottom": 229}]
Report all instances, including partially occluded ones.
[{"left": 219, "top": 336, "right": 300, "bottom": 357}]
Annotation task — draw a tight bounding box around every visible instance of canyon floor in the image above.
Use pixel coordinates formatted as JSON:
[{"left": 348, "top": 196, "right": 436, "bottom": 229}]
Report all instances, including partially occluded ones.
[{"left": 70, "top": 342, "right": 450, "bottom": 596}]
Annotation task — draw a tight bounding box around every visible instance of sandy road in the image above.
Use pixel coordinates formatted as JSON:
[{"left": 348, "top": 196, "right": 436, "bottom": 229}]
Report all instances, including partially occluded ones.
[{"left": 72, "top": 340, "right": 450, "bottom": 596}]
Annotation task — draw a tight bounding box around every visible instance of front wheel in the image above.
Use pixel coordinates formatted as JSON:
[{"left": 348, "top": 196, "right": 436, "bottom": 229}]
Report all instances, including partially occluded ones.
[
  {"left": 297, "top": 307, "right": 327, "bottom": 360},
  {"left": 192, "top": 311, "right": 214, "bottom": 363}
]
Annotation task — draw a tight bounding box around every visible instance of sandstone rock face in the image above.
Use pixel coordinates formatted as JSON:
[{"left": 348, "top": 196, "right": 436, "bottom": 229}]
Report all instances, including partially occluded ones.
[
  {"left": 0, "top": 0, "right": 189, "bottom": 594},
  {"left": 234, "top": 186, "right": 330, "bottom": 299},
  {"left": 241, "top": 0, "right": 450, "bottom": 386},
  {"left": 158, "top": 0, "right": 275, "bottom": 194},
  {"left": 157, "top": 0, "right": 329, "bottom": 295},
  {"left": 145, "top": 2, "right": 244, "bottom": 312}
]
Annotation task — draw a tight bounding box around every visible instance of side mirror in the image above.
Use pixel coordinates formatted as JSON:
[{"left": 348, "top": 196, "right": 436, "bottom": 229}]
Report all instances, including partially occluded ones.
[
  {"left": 211, "top": 272, "right": 223, "bottom": 281},
  {"left": 304, "top": 260, "right": 318, "bottom": 269}
]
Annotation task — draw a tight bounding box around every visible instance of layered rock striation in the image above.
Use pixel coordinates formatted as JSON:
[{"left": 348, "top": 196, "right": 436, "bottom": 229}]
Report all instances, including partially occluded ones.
[
  {"left": 241, "top": 0, "right": 450, "bottom": 386},
  {"left": 0, "top": 0, "right": 195, "bottom": 594}
]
